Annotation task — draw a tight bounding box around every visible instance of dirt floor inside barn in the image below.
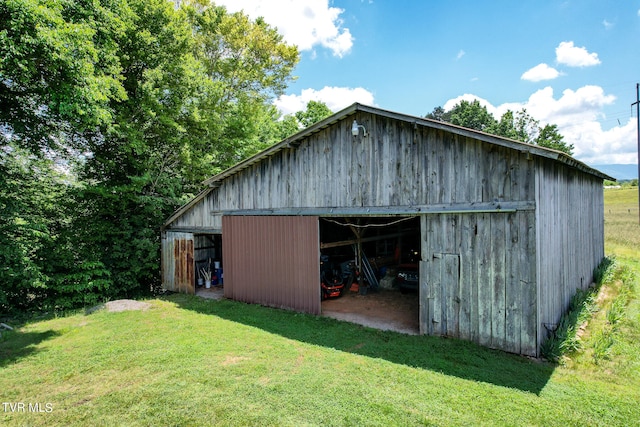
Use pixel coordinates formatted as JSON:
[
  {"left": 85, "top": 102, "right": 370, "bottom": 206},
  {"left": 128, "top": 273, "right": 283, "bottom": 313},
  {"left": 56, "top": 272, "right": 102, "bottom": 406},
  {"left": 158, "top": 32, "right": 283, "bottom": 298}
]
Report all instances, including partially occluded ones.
[
  {"left": 196, "top": 286, "right": 420, "bottom": 335},
  {"left": 322, "top": 289, "right": 420, "bottom": 335}
]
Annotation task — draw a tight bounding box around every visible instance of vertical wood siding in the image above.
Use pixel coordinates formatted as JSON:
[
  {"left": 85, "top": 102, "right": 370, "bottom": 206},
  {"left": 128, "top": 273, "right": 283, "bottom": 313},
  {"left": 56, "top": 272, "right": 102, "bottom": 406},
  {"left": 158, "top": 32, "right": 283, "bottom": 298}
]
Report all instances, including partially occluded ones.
[
  {"left": 171, "top": 113, "right": 537, "bottom": 218},
  {"left": 168, "top": 113, "right": 542, "bottom": 230},
  {"left": 420, "top": 211, "right": 537, "bottom": 356},
  {"left": 161, "top": 231, "right": 195, "bottom": 294},
  {"left": 222, "top": 216, "right": 321, "bottom": 315},
  {"left": 164, "top": 111, "right": 604, "bottom": 356},
  {"left": 535, "top": 159, "right": 605, "bottom": 350}
]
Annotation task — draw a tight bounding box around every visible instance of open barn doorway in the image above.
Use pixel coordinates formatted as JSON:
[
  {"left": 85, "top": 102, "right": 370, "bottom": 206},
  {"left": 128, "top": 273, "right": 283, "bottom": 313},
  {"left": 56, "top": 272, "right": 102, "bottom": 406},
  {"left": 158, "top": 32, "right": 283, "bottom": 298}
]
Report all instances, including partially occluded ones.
[
  {"left": 194, "top": 233, "right": 224, "bottom": 299},
  {"left": 319, "top": 216, "right": 421, "bottom": 334}
]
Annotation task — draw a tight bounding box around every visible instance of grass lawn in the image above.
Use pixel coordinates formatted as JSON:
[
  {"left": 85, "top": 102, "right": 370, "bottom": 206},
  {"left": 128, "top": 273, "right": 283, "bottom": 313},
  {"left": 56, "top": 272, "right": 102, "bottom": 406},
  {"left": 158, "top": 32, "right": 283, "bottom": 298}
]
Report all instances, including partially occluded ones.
[{"left": 0, "top": 188, "right": 638, "bottom": 426}]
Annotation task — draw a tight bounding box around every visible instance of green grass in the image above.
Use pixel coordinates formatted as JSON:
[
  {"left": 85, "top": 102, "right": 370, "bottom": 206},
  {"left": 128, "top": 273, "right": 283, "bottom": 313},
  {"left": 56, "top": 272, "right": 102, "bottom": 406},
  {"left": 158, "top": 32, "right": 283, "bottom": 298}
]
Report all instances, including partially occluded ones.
[
  {"left": 1, "top": 295, "right": 639, "bottom": 426},
  {"left": 604, "top": 187, "right": 640, "bottom": 258},
  {"left": 0, "top": 188, "right": 639, "bottom": 426}
]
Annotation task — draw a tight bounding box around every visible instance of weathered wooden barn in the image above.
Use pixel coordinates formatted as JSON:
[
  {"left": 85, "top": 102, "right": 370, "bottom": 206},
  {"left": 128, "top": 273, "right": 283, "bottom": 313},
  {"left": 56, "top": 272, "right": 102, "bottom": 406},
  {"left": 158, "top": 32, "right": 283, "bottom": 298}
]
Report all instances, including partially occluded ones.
[{"left": 161, "top": 103, "right": 612, "bottom": 357}]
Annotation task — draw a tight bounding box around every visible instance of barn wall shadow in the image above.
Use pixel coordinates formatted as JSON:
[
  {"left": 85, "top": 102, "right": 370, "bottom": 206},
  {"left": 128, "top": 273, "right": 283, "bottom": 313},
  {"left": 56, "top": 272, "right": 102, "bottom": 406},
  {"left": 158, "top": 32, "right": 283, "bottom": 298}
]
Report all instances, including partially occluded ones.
[{"left": 171, "top": 294, "right": 554, "bottom": 395}]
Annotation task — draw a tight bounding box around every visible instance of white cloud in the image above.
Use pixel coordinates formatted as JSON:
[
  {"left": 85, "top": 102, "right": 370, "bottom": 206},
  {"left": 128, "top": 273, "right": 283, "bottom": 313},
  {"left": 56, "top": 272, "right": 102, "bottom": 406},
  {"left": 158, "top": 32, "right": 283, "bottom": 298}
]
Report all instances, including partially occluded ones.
[
  {"left": 521, "top": 63, "right": 562, "bottom": 82},
  {"left": 456, "top": 50, "right": 465, "bottom": 60},
  {"left": 603, "top": 19, "right": 614, "bottom": 30},
  {"left": 274, "top": 86, "right": 375, "bottom": 115},
  {"left": 214, "top": 0, "right": 354, "bottom": 57},
  {"left": 555, "top": 41, "right": 601, "bottom": 67},
  {"left": 519, "top": 86, "right": 615, "bottom": 125},
  {"left": 442, "top": 85, "right": 636, "bottom": 164},
  {"left": 567, "top": 118, "right": 637, "bottom": 164},
  {"left": 443, "top": 94, "right": 498, "bottom": 117}
]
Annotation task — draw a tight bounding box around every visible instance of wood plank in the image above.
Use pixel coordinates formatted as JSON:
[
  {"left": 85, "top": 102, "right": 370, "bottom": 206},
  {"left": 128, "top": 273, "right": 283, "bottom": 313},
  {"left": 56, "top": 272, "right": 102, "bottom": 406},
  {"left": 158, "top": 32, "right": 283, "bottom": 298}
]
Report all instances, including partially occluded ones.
[
  {"left": 458, "top": 214, "right": 474, "bottom": 341},
  {"left": 419, "top": 260, "right": 430, "bottom": 335},
  {"left": 504, "top": 212, "right": 521, "bottom": 354},
  {"left": 477, "top": 212, "right": 493, "bottom": 346},
  {"left": 444, "top": 253, "right": 461, "bottom": 337},
  {"left": 220, "top": 201, "right": 533, "bottom": 217},
  {"left": 520, "top": 210, "right": 538, "bottom": 356},
  {"left": 431, "top": 253, "right": 443, "bottom": 335},
  {"left": 491, "top": 213, "right": 507, "bottom": 350}
]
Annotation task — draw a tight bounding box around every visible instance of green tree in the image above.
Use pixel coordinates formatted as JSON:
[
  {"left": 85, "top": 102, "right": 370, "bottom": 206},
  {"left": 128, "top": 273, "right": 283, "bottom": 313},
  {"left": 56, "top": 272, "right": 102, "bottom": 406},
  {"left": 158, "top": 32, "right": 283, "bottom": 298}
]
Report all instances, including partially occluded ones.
[
  {"left": 295, "top": 100, "right": 333, "bottom": 128},
  {"left": 275, "top": 114, "right": 302, "bottom": 140},
  {"left": 183, "top": 1, "right": 299, "bottom": 182},
  {"left": 70, "top": 0, "right": 209, "bottom": 297},
  {"left": 448, "top": 100, "right": 497, "bottom": 132},
  {"left": 0, "top": 0, "right": 300, "bottom": 311},
  {"left": 535, "top": 124, "right": 574, "bottom": 155},
  {"left": 0, "top": 0, "right": 129, "bottom": 312},
  {"left": 275, "top": 100, "right": 334, "bottom": 140},
  {"left": 425, "top": 106, "right": 451, "bottom": 122},
  {"left": 429, "top": 101, "right": 573, "bottom": 156},
  {"left": 0, "top": 0, "right": 129, "bottom": 153},
  {"left": 71, "top": 0, "right": 300, "bottom": 299},
  {"left": 0, "top": 146, "right": 51, "bottom": 312},
  {"left": 490, "top": 109, "right": 539, "bottom": 143},
  {"left": 512, "top": 109, "right": 540, "bottom": 144},
  {"left": 0, "top": 145, "right": 109, "bottom": 312}
]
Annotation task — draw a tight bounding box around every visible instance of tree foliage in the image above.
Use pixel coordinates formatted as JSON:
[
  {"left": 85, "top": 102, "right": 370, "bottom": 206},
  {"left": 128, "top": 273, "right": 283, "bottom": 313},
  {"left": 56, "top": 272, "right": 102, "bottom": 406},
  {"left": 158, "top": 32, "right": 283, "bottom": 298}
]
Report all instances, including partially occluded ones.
[
  {"left": 0, "top": 0, "right": 300, "bottom": 313},
  {"left": 425, "top": 101, "right": 574, "bottom": 155},
  {"left": 275, "top": 100, "right": 334, "bottom": 140},
  {"left": 448, "top": 100, "right": 496, "bottom": 132},
  {"left": 536, "top": 123, "right": 574, "bottom": 153},
  {"left": 0, "top": 0, "right": 129, "bottom": 153},
  {"left": 294, "top": 100, "right": 333, "bottom": 128}
]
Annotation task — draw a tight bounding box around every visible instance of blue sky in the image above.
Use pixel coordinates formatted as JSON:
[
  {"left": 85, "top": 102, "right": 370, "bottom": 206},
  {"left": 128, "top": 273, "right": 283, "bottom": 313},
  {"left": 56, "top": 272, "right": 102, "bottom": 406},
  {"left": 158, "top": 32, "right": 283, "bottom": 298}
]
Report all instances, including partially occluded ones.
[{"left": 215, "top": 0, "right": 640, "bottom": 166}]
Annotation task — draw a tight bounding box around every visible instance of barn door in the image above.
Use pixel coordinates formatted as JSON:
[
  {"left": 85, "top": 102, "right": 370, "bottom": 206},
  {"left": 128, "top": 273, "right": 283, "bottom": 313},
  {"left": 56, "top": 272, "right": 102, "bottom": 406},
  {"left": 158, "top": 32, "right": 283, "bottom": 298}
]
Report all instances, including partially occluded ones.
[
  {"left": 162, "top": 232, "right": 195, "bottom": 294},
  {"left": 222, "top": 216, "right": 321, "bottom": 315},
  {"left": 421, "top": 253, "right": 460, "bottom": 336},
  {"left": 174, "top": 237, "right": 195, "bottom": 294}
]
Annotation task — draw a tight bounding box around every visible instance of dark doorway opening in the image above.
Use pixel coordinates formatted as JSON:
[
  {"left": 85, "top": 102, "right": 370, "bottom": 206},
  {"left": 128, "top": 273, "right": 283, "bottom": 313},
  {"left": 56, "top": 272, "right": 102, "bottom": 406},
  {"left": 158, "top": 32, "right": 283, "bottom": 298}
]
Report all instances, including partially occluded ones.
[
  {"left": 319, "top": 216, "right": 421, "bottom": 334},
  {"left": 194, "top": 233, "right": 223, "bottom": 298}
]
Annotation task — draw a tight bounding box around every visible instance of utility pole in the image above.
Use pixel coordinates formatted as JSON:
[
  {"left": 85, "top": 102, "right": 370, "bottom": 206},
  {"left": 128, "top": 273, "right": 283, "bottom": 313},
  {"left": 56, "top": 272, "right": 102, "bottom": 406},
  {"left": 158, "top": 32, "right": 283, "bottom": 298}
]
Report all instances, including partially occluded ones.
[{"left": 634, "top": 83, "right": 640, "bottom": 225}]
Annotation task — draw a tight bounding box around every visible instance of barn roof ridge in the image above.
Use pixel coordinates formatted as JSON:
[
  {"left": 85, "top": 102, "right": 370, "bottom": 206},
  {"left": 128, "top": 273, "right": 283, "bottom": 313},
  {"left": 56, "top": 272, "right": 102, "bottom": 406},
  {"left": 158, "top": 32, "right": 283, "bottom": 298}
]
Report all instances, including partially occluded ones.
[{"left": 202, "top": 102, "right": 612, "bottom": 187}]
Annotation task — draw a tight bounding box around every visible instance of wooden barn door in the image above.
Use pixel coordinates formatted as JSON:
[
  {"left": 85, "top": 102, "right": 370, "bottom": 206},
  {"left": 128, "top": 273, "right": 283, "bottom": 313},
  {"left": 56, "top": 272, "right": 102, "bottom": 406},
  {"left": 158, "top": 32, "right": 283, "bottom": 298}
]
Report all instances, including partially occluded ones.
[
  {"left": 174, "top": 237, "right": 195, "bottom": 294},
  {"left": 162, "top": 232, "right": 195, "bottom": 294},
  {"left": 421, "top": 253, "right": 460, "bottom": 337}
]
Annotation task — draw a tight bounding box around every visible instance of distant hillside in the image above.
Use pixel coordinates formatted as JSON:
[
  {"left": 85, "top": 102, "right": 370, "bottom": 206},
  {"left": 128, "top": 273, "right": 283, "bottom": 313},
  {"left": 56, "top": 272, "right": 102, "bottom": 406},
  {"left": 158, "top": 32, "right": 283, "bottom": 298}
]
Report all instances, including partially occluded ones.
[{"left": 592, "top": 164, "right": 638, "bottom": 181}]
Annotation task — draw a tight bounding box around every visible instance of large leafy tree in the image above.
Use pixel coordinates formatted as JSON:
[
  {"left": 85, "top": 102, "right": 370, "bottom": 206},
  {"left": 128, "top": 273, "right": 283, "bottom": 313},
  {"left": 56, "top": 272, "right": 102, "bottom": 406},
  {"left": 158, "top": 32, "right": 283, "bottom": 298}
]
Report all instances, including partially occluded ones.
[
  {"left": 535, "top": 123, "right": 574, "bottom": 154},
  {"left": 0, "top": 0, "right": 129, "bottom": 153},
  {"left": 425, "top": 102, "right": 573, "bottom": 155},
  {"left": 448, "top": 100, "right": 497, "bottom": 132},
  {"left": 73, "top": 0, "right": 299, "bottom": 297},
  {"left": 424, "top": 106, "right": 450, "bottom": 122},
  {"left": 1, "top": 0, "right": 300, "bottom": 311},
  {"left": 0, "top": 0, "right": 131, "bottom": 312},
  {"left": 294, "top": 100, "right": 333, "bottom": 128},
  {"left": 181, "top": 1, "right": 298, "bottom": 184},
  {"left": 0, "top": 146, "right": 57, "bottom": 311},
  {"left": 274, "top": 100, "right": 334, "bottom": 140}
]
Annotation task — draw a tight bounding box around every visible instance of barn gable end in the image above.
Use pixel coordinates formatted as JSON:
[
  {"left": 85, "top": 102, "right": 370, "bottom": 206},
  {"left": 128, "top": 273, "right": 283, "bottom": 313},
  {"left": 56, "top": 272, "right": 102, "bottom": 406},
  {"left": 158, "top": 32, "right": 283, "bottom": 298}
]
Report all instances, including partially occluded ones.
[{"left": 162, "top": 103, "right": 610, "bottom": 357}]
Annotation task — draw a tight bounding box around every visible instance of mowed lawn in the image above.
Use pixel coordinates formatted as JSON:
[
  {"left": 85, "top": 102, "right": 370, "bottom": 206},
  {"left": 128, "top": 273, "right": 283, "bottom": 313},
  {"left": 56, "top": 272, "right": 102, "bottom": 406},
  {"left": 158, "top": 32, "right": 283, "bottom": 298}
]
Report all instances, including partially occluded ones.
[{"left": 1, "top": 188, "right": 639, "bottom": 426}]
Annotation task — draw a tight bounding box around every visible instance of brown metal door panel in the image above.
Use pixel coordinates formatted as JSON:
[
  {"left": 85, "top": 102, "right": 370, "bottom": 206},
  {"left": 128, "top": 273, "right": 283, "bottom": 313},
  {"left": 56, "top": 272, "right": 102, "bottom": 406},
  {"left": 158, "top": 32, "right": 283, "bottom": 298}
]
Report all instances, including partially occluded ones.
[{"left": 222, "top": 216, "right": 321, "bottom": 315}]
